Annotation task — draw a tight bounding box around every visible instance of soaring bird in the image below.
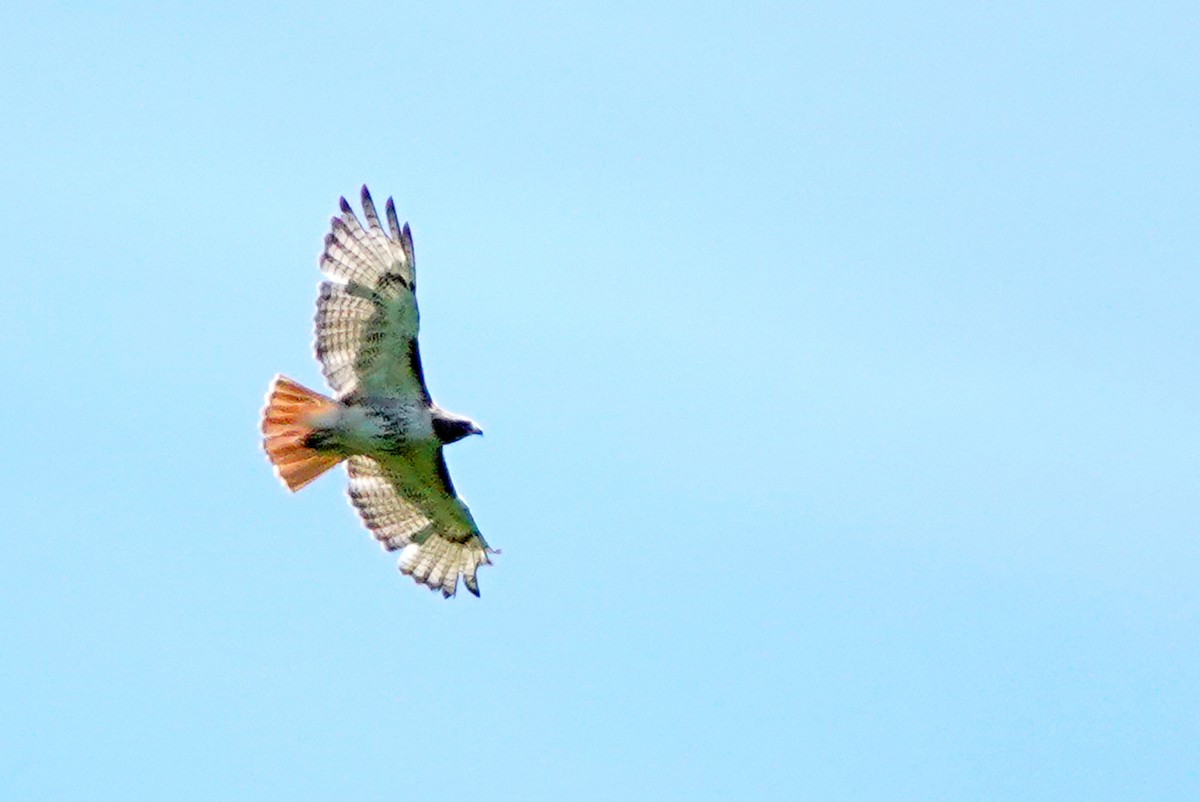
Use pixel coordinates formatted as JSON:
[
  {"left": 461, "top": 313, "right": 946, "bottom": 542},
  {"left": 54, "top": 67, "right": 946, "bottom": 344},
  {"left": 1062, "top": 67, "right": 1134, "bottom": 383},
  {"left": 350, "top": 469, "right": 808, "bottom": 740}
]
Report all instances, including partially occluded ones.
[{"left": 261, "top": 186, "right": 493, "bottom": 597}]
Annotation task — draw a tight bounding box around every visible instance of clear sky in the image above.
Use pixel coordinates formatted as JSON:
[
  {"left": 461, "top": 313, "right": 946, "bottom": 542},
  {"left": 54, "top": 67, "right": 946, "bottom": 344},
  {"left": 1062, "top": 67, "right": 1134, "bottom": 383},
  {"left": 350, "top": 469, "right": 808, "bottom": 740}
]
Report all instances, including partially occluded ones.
[{"left": 2, "top": 2, "right": 1197, "bottom": 800}]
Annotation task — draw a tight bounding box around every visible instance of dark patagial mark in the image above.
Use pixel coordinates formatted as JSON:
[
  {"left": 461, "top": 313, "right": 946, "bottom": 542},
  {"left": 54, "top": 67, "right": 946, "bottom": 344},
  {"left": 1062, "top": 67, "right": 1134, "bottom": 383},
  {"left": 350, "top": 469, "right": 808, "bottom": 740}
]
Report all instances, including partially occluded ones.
[
  {"left": 406, "top": 339, "right": 431, "bottom": 403},
  {"left": 433, "top": 451, "right": 457, "bottom": 496}
]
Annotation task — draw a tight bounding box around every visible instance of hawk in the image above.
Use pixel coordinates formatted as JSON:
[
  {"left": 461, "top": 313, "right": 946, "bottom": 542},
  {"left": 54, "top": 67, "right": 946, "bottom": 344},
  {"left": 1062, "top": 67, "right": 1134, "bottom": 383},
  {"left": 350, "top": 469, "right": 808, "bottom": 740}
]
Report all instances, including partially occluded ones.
[{"left": 261, "top": 186, "right": 494, "bottom": 597}]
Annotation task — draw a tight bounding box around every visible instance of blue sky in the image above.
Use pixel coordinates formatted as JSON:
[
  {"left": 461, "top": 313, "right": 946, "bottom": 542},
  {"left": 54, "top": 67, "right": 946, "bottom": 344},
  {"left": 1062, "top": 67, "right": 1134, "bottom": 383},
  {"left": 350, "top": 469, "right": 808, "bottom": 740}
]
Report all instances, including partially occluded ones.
[{"left": 2, "top": 2, "right": 1197, "bottom": 799}]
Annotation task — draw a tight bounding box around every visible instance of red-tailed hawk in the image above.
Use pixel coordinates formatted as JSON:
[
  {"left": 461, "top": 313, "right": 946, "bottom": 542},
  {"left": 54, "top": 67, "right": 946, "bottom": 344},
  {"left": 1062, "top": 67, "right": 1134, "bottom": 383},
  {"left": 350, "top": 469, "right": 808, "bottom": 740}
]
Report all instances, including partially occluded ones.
[{"left": 261, "top": 187, "right": 494, "bottom": 598}]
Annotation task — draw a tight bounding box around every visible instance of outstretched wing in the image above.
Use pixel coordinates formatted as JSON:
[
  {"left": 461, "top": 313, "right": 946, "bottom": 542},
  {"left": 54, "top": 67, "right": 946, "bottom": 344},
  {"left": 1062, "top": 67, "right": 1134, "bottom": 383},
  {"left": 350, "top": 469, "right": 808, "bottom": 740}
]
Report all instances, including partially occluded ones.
[
  {"left": 346, "top": 452, "right": 493, "bottom": 597},
  {"left": 314, "top": 186, "right": 429, "bottom": 401}
]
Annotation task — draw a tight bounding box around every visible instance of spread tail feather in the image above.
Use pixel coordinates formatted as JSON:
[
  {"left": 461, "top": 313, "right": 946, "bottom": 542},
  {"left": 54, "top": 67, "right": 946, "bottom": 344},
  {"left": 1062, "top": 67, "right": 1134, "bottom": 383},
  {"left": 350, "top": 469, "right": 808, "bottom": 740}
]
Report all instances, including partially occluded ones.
[{"left": 261, "top": 375, "right": 343, "bottom": 492}]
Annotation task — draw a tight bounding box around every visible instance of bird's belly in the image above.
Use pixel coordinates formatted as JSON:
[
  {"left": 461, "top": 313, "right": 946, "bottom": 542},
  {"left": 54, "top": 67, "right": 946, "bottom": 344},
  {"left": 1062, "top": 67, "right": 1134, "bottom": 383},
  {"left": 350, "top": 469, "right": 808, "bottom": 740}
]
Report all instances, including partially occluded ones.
[{"left": 327, "top": 399, "right": 434, "bottom": 455}]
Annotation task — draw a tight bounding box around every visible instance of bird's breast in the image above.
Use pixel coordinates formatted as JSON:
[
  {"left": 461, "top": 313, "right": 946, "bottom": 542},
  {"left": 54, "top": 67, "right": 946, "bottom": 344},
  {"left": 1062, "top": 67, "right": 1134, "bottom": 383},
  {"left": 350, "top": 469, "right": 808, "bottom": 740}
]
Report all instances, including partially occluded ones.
[{"left": 343, "top": 398, "right": 434, "bottom": 451}]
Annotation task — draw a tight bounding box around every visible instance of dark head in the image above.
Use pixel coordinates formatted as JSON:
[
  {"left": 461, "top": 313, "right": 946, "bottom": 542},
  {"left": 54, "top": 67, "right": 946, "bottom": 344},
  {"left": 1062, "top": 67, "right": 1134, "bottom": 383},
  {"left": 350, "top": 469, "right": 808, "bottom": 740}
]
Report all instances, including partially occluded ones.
[{"left": 431, "top": 411, "right": 483, "bottom": 445}]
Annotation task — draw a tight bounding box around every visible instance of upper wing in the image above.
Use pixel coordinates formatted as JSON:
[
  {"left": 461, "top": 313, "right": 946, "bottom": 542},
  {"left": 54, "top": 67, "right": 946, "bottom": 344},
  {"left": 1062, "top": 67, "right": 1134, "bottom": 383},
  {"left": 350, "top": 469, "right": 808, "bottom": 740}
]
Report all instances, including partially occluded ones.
[
  {"left": 314, "top": 186, "right": 430, "bottom": 401},
  {"left": 346, "top": 452, "right": 493, "bottom": 597}
]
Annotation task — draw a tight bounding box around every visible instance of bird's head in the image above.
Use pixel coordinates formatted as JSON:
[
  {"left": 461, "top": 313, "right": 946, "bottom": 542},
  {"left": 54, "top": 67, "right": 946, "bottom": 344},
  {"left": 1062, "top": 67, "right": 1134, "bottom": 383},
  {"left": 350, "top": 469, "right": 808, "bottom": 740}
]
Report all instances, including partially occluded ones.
[{"left": 432, "top": 411, "right": 483, "bottom": 444}]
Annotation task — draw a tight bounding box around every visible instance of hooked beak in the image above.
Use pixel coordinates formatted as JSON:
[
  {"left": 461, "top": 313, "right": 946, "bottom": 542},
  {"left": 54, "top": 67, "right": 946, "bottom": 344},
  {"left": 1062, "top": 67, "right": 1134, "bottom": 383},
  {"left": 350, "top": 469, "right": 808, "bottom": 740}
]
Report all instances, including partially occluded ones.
[{"left": 470, "top": 423, "right": 484, "bottom": 437}]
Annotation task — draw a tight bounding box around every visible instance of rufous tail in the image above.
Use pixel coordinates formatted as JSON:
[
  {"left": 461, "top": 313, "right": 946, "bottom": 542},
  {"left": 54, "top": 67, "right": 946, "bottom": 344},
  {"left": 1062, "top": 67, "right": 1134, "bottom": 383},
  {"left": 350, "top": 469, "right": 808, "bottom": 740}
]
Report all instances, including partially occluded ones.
[{"left": 261, "top": 375, "right": 343, "bottom": 492}]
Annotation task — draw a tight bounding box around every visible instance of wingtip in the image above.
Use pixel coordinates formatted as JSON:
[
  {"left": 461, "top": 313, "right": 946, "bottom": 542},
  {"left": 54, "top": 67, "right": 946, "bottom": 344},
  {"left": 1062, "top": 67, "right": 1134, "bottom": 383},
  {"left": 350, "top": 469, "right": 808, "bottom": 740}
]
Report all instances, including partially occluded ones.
[
  {"left": 338, "top": 196, "right": 352, "bottom": 214},
  {"left": 385, "top": 196, "right": 403, "bottom": 240},
  {"left": 401, "top": 222, "right": 414, "bottom": 260}
]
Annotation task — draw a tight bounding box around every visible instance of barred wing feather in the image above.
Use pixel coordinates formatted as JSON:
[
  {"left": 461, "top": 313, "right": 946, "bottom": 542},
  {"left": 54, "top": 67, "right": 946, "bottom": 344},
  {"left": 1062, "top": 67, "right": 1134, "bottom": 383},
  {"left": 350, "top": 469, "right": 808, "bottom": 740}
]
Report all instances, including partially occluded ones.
[
  {"left": 346, "top": 454, "right": 493, "bottom": 597},
  {"left": 315, "top": 186, "right": 428, "bottom": 401}
]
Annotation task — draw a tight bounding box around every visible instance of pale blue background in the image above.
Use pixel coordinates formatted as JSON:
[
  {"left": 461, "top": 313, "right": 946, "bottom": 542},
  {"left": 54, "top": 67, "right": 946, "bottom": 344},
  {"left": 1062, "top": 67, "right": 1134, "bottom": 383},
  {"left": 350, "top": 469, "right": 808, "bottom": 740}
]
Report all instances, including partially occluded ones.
[{"left": 2, "top": 2, "right": 1197, "bottom": 800}]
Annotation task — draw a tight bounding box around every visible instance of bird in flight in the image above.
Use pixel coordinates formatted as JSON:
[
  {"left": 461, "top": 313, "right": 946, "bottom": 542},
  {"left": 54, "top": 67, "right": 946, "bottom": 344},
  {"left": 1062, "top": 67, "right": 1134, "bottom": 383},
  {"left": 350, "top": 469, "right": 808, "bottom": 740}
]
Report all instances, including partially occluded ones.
[{"left": 261, "top": 186, "right": 493, "bottom": 597}]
